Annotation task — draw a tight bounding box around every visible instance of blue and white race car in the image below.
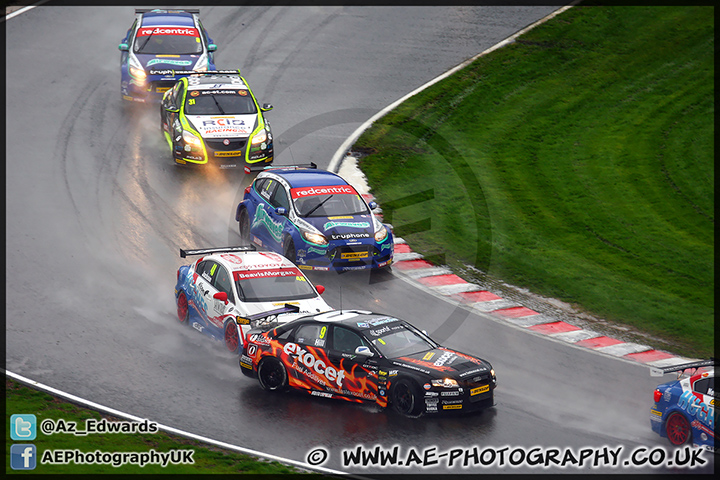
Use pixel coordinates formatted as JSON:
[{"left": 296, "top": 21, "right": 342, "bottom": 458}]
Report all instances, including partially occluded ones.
[
  {"left": 235, "top": 165, "right": 394, "bottom": 271},
  {"left": 650, "top": 359, "right": 716, "bottom": 452},
  {"left": 119, "top": 8, "right": 217, "bottom": 103},
  {"left": 175, "top": 246, "right": 331, "bottom": 355}
]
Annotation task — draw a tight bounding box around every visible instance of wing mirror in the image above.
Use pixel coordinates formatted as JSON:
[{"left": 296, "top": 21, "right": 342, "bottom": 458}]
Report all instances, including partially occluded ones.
[
  {"left": 261, "top": 103, "right": 274, "bottom": 112},
  {"left": 315, "top": 285, "right": 325, "bottom": 295},
  {"left": 208, "top": 43, "right": 217, "bottom": 52},
  {"left": 213, "top": 292, "right": 228, "bottom": 305},
  {"left": 355, "top": 346, "right": 373, "bottom": 357},
  {"left": 368, "top": 201, "right": 378, "bottom": 210},
  {"left": 118, "top": 43, "right": 129, "bottom": 51},
  {"left": 275, "top": 207, "right": 287, "bottom": 216}
]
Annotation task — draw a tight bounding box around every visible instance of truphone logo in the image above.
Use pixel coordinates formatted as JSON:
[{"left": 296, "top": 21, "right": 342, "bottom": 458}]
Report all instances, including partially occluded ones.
[
  {"left": 11, "top": 414, "right": 37, "bottom": 440},
  {"left": 10, "top": 444, "right": 37, "bottom": 470}
]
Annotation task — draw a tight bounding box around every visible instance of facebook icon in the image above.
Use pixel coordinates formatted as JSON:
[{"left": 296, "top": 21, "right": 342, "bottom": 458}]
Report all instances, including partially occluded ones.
[{"left": 11, "top": 444, "right": 37, "bottom": 470}]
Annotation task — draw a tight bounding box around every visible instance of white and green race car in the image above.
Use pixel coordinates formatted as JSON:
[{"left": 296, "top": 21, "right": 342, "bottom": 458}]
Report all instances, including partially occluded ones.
[{"left": 160, "top": 70, "right": 274, "bottom": 172}]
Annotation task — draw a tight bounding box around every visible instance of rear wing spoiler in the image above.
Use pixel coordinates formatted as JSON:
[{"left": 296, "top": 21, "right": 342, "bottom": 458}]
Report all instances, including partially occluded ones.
[
  {"left": 650, "top": 358, "right": 717, "bottom": 377},
  {"left": 135, "top": 9, "right": 200, "bottom": 15},
  {"left": 245, "top": 162, "right": 317, "bottom": 175},
  {"left": 180, "top": 245, "right": 255, "bottom": 258},
  {"left": 148, "top": 69, "right": 241, "bottom": 77},
  {"left": 237, "top": 304, "right": 301, "bottom": 327}
]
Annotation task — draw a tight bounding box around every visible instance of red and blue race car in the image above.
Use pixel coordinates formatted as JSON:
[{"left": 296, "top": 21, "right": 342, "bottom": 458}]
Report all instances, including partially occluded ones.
[
  {"left": 236, "top": 165, "right": 394, "bottom": 272},
  {"left": 650, "top": 359, "right": 716, "bottom": 453}
]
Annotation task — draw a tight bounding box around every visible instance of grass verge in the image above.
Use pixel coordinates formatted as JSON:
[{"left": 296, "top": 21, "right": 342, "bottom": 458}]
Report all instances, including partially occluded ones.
[
  {"left": 356, "top": 5, "right": 713, "bottom": 358},
  {"left": 5, "top": 378, "right": 312, "bottom": 475}
]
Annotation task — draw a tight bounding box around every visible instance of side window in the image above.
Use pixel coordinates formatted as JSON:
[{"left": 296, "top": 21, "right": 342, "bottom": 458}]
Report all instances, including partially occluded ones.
[
  {"left": 195, "top": 260, "right": 208, "bottom": 278},
  {"left": 693, "top": 377, "right": 715, "bottom": 397},
  {"left": 256, "top": 178, "right": 276, "bottom": 202},
  {"left": 199, "top": 260, "right": 219, "bottom": 283},
  {"left": 270, "top": 184, "right": 290, "bottom": 210},
  {"left": 172, "top": 82, "right": 184, "bottom": 108},
  {"left": 212, "top": 265, "right": 235, "bottom": 304},
  {"left": 294, "top": 323, "right": 328, "bottom": 348},
  {"left": 332, "top": 326, "right": 368, "bottom": 354}
]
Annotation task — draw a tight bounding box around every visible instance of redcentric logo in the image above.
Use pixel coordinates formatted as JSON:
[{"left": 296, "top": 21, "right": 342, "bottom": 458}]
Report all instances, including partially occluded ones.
[
  {"left": 138, "top": 27, "right": 199, "bottom": 37},
  {"left": 290, "top": 185, "right": 357, "bottom": 199}
]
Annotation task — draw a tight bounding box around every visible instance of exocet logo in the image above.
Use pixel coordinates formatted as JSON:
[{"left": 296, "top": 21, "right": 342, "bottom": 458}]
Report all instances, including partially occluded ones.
[
  {"left": 283, "top": 343, "right": 345, "bottom": 388},
  {"left": 434, "top": 351, "right": 457, "bottom": 367}
]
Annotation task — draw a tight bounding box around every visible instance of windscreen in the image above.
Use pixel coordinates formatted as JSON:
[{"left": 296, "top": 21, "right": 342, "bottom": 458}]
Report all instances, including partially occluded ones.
[
  {"left": 234, "top": 268, "right": 316, "bottom": 303},
  {"left": 291, "top": 185, "right": 368, "bottom": 217},
  {"left": 185, "top": 90, "right": 258, "bottom": 115},
  {"left": 368, "top": 323, "right": 437, "bottom": 358},
  {"left": 134, "top": 26, "right": 203, "bottom": 55}
]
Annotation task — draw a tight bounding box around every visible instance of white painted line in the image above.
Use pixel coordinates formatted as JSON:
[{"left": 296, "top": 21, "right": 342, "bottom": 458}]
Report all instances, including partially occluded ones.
[{"left": 3, "top": 369, "right": 353, "bottom": 477}]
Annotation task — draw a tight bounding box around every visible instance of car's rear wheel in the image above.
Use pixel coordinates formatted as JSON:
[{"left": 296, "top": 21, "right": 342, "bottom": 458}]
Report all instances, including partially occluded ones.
[
  {"left": 392, "top": 379, "right": 422, "bottom": 416},
  {"left": 224, "top": 321, "right": 241, "bottom": 354},
  {"left": 238, "top": 209, "right": 250, "bottom": 243},
  {"left": 176, "top": 292, "right": 189, "bottom": 325},
  {"left": 665, "top": 412, "right": 692, "bottom": 445},
  {"left": 257, "top": 357, "right": 288, "bottom": 392},
  {"left": 283, "top": 237, "right": 296, "bottom": 263}
]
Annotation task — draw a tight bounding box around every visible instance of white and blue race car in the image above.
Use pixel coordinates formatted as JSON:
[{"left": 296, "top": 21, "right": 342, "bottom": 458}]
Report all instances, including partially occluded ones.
[{"left": 175, "top": 246, "right": 331, "bottom": 355}]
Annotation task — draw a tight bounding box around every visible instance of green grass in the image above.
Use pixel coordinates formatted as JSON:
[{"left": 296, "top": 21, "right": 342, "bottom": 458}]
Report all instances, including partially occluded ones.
[
  {"left": 356, "top": 5, "right": 714, "bottom": 358},
  {"left": 5, "top": 379, "right": 312, "bottom": 475}
]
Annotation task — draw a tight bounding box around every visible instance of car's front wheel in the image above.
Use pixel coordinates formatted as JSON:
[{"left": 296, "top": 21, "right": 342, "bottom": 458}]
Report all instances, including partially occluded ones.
[
  {"left": 238, "top": 208, "right": 250, "bottom": 244},
  {"left": 665, "top": 412, "right": 692, "bottom": 445},
  {"left": 224, "top": 321, "right": 241, "bottom": 354},
  {"left": 257, "top": 357, "right": 288, "bottom": 392},
  {"left": 391, "top": 379, "right": 422, "bottom": 417},
  {"left": 176, "top": 291, "right": 189, "bottom": 325}
]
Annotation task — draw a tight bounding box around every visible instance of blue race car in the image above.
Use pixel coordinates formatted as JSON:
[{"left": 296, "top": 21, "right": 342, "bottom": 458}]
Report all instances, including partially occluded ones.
[
  {"left": 119, "top": 9, "right": 217, "bottom": 103},
  {"left": 236, "top": 165, "right": 394, "bottom": 271},
  {"left": 650, "top": 359, "right": 716, "bottom": 453}
]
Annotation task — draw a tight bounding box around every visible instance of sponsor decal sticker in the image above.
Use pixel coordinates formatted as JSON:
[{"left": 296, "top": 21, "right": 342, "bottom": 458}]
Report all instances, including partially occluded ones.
[
  {"left": 324, "top": 221, "right": 370, "bottom": 231},
  {"left": 443, "top": 404, "right": 463, "bottom": 410},
  {"left": 215, "top": 151, "right": 242, "bottom": 157},
  {"left": 341, "top": 251, "right": 369, "bottom": 260},
  {"left": 290, "top": 185, "right": 357, "bottom": 199},
  {"left": 147, "top": 58, "right": 193, "bottom": 67},
  {"left": 471, "top": 385, "right": 490, "bottom": 396},
  {"left": 138, "top": 27, "right": 199, "bottom": 37}
]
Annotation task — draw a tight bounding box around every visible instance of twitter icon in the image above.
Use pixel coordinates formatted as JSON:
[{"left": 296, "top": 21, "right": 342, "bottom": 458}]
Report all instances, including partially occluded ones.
[{"left": 11, "top": 414, "right": 37, "bottom": 441}]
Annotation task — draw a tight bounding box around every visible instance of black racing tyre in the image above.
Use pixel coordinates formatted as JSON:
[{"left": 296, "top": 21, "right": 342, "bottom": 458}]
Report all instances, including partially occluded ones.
[
  {"left": 391, "top": 378, "right": 423, "bottom": 416},
  {"left": 283, "top": 237, "right": 296, "bottom": 263},
  {"left": 224, "top": 321, "right": 241, "bottom": 354},
  {"left": 238, "top": 208, "right": 250, "bottom": 243},
  {"left": 176, "top": 291, "right": 189, "bottom": 325},
  {"left": 665, "top": 412, "right": 692, "bottom": 446},
  {"left": 257, "top": 357, "right": 288, "bottom": 392}
]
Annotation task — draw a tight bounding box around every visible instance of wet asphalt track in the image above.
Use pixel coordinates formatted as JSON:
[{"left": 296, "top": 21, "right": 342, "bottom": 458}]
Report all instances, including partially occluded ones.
[{"left": 5, "top": 5, "right": 714, "bottom": 474}]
